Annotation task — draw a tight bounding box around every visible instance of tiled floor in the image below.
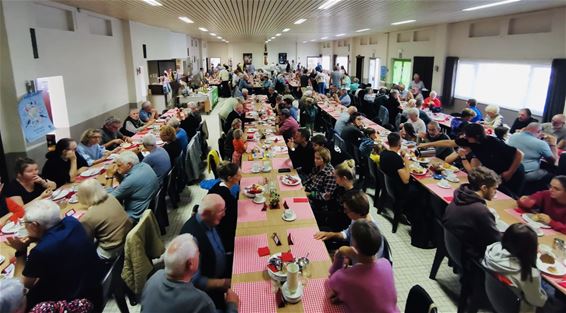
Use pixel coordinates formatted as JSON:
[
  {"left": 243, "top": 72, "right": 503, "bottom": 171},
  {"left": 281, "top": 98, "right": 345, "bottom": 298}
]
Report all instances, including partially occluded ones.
[{"left": 103, "top": 98, "right": 475, "bottom": 313}]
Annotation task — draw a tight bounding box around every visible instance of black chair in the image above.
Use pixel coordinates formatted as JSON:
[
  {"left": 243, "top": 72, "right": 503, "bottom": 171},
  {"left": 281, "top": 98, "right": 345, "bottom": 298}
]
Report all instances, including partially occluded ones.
[
  {"left": 165, "top": 168, "right": 179, "bottom": 209},
  {"left": 150, "top": 188, "right": 168, "bottom": 235},
  {"left": 373, "top": 163, "right": 389, "bottom": 213},
  {"left": 382, "top": 171, "right": 403, "bottom": 233},
  {"left": 404, "top": 285, "right": 438, "bottom": 313},
  {"left": 100, "top": 253, "right": 129, "bottom": 313},
  {"left": 429, "top": 218, "right": 446, "bottom": 280},
  {"left": 333, "top": 132, "right": 350, "bottom": 159},
  {"left": 484, "top": 269, "right": 522, "bottom": 313}
]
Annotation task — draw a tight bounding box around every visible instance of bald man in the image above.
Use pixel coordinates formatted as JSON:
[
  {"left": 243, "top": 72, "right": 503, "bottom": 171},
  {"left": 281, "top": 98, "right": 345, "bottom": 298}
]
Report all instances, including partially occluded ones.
[
  {"left": 335, "top": 106, "right": 358, "bottom": 135},
  {"left": 542, "top": 114, "right": 566, "bottom": 149},
  {"left": 179, "top": 194, "right": 232, "bottom": 311},
  {"left": 141, "top": 233, "right": 238, "bottom": 313}
]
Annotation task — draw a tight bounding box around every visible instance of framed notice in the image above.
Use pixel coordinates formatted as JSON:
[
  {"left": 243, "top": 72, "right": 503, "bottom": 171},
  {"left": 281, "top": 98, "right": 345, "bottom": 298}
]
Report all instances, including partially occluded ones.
[
  {"left": 278, "top": 53, "right": 287, "bottom": 64},
  {"left": 243, "top": 53, "right": 252, "bottom": 65}
]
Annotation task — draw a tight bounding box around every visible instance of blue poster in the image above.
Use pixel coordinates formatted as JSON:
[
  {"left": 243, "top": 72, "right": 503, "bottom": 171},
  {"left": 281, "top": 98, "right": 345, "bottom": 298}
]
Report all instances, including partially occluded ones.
[{"left": 18, "top": 91, "right": 55, "bottom": 143}]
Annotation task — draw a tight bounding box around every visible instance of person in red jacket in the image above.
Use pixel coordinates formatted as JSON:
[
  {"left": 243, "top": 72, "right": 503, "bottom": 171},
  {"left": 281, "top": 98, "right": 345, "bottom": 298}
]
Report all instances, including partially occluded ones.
[
  {"left": 422, "top": 90, "right": 442, "bottom": 110},
  {"left": 517, "top": 176, "right": 566, "bottom": 234}
]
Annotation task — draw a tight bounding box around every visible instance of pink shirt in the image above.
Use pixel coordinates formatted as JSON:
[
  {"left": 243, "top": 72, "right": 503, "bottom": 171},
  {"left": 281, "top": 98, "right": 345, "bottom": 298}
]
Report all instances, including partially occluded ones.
[
  {"left": 328, "top": 257, "right": 400, "bottom": 313},
  {"left": 278, "top": 117, "right": 299, "bottom": 135}
]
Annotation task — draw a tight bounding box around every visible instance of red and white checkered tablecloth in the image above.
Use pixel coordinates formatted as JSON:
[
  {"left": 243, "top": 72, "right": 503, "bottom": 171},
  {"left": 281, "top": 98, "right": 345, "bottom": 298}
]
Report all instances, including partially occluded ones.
[
  {"left": 233, "top": 234, "right": 270, "bottom": 274},
  {"left": 287, "top": 227, "right": 331, "bottom": 262},
  {"left": 232, "top": 280, "right": 278, "bottom": 313},
  {"left": 302, "top": 278, "right": 346, "bottom": 313}
]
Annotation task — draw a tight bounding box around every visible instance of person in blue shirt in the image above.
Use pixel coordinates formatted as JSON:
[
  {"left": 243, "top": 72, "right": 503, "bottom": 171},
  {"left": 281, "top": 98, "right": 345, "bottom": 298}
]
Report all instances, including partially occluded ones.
[
  {"left": 6, "top": 200, "right": 102, "bottom": 310},
  {"left": 77, "top": 128, "right": 110, "bottom": 166},
  {"left": 139, "top": 101, "right": 157, "bottom": 123},
  {"left": 140, "top": 134, "right": 171, "bottom": 183},
  {"left": 335, "top": 88, "right": 351, "bottom": 107},
  {"left": 110, "top": 151, "right": 159, "bottom": 221},
  {"left": 467, "top": 98, "right": 483, "bottom": 123},
  {"left": 168, "top": 117, "right": 189, "bottom": 154}
]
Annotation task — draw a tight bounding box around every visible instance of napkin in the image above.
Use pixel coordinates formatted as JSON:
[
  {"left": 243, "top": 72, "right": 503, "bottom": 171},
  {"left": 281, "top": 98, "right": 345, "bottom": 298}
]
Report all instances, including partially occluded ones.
[
  {"left": 267, "top": 264, "right": 279, "bottom": 273},
  {"left": 559, "top": 281, "right": 566, "bottom": 288},
  {"left": 258, "top": 246, "right": 270, "bottom": 257},
  {"left": 7, "top": 198, "right": 25, "bottom": 222},
  {"left": 514, "top": 208, "right": 525, "bottom": 214},
  {"left": 443, "top": 196, "right": 453, "bottom": 202},
  {"left": 280, "top": 251, "right": 294, "bottom": 262},
  {"left": 293, "top": 198, "right": 308, "bottom": 203}
]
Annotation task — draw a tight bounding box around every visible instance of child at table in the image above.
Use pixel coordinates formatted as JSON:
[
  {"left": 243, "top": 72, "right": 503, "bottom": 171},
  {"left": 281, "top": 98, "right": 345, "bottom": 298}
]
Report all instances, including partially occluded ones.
[
  {"left": 231, "top": 129, "right": 246, "bottom": 166},
  {"left": 517, "top": 176, "right": 566, "bottom": 234}
]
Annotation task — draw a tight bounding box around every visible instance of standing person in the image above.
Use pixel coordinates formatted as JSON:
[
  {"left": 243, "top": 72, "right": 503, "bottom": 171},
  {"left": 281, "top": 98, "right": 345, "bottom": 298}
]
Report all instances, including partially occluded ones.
[
  {"left": 327, "top": 220, "right": 400, "bottom": 313},
  {"left": 315, "top": 70, "right": 327, "bottom": 94},
  {"left": 5, "top": 158, "right": 55, "bottom": 206},
  {"left": 408, "top": 73, "right": 425, "bottom": 94},
  {"left": 42, "top": 138, "right": 88, "bottom": 188},
  {"left": 231, "top": 129, "right": 246, "bottom": 166},
  {"left": 482, "top": 224, "right": 547, "bottom": 312},
  {"left": 219, "top": 65, "right": 231, "bottom": 97},
  {"left": 510, "top": 108, "right": 538, "bottom": 134}
]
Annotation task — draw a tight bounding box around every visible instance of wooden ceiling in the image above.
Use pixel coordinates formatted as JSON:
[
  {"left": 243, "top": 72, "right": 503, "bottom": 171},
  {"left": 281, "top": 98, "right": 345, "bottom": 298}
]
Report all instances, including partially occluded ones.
[{"left": 55, "top": 0, "right": 566, "bottom": 42}]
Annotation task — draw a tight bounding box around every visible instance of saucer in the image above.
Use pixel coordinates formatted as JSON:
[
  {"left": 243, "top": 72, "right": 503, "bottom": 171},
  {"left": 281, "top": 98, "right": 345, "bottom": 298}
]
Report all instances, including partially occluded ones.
[
  {"left": 436, "top": 182, "right": 451, "bottom": 189},
  {"left": 445, "top": 176, "right": 460, "bottom": 183},
  {"left": 281, "top": 281, "right": 303, "bottom": 304},
  {"left": 262, "top": 166, "right": 272, "bottom": 173},
  {"left": 251, "top": 167, "right": 261, "bottom": 173},
  {"left": 281, "top": 211, "right": 297, "bottom": 222},
  {"left": 253, "top": 197, "right": 266, "bottom": 204}
]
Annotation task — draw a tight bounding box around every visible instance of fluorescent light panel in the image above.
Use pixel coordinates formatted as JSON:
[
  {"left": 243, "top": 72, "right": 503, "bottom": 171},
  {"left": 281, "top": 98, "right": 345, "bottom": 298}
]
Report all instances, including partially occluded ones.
[
  {"left": 294, "top": 18, "right": 307, "bottom": 24},
  {"left": 319, "top": 0, "right": 342, "bottom": 10},
  {"left": 178, "top": 16, "right": 193, "bottom": 24},
  {"left": 276, "top": 33, "right": 281, "bottom": 36},
  {"left": 336, "top": 33, "right": 345, "bottom": 37},
  {"left": 320, "top": 37, "right": 328, "bottom": 40},
  {"left": 463, "top": 0, "right": 520, "bottom": 11},
  {"left": 198, "top": 27, "right": 208, "bottom": 32},
  {"left": 143, "top": 0, "right": 162, "bottom": 6},
  {"left": 355, "top": 28, "right": 370, "bottom": 32},
  {"left": 391, "top": 19, "right": 416, "bottom": 25},
  {"left": 210, "top": 33, "right": 217, "bottom": 36},
  {"left": 283, "top": 28, "right": 290, "bottom": 32}
]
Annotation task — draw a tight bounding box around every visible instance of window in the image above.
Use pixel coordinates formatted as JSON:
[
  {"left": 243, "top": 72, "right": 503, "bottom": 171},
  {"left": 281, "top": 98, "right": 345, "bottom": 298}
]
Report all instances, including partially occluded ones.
[
  {"left": 336, "top": 56, "right": 348, "bottom": 73},
  {"left": 210, "top": 58, "right": 221, "bottom": 68},
  {"left": 322, "top": 56, "right": 331, "bottom": 71},
  {"left": 306, "top": 57, "right": 321, "bottom": 71},
  {"left": 454, "top": 60, "right": 551, "bottom": 115}
]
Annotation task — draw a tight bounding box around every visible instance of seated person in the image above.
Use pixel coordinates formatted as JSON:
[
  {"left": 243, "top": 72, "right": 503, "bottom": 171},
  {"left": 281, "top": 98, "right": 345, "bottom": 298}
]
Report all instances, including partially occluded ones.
[
  {"left": 180, "top": 102, "right": 202, "bottom": 139},
  {"left": 517, "top": 176, "right": 566, "bottom": 234},
  {"left": 542, "top": 113, "right": 566, "bottom": 149},
  {"left": 140, "top": 134, "right": 171, "bottom": 183},
  {"left": 399, "top": 122, "right": 417, "bottom": 143},
  {"left": 141, "top": 233, "right": 239, "bottom": 313},
  {"left": 160, "top": 125, "right": 182, "bottom": 167},
  {"left": 359, "top": 128, "right": 378, "bottom": 159},
  {"left": 277, "top": 108, "right": 299, "bottom": 140},
  {"left": 42, "top": 138, "right": 88, "bottom": 188},
  {"left": 417, "top": 121, "right": 453, "bottom": 160},
  {"left": 467, "top": 99, "right": 482, "bottom": 123},
  {"left": 180, "top": 194, "right": 233, "bottom": 311},
  {"left": 328, "top": 220, "right": 400, "bottom": 313},
  {"left": 139, "top": 101, "right": 157, "bottom": 123},
  {"left": 223, "top": 118, "right": 242, "bottom": 161},
  {"left": 168, "top": 118, "right": 189, "bottom": 154},
  {"left": 405, "top": 108, "right": 426, "bottom": 135},
  {"left": 333, "top": 88, "right": 351, "bottom": 107},
  {"left": 110, "top": 151, "right": 159, "bottom": 222},
  {"left": 334, "top": 106, "right": 357, "bottom": 136},
  {"left": 449, "top": 108, "right": 476, "bottom": 138},
  {"left": 340, "top": 113, "right": 365, "bottom": 157},
  {"left": 5, "top": 158, "right": 56, "bottom": 206},
  {"left": 482, "top": 224, "right": 547, "bottom": 312},
  {"left": 100, "top": 116, "right": 130, "bottom": 150},
  {"left": 6, "top": 200, "right": 102, "bottom": 310},
  {"left": 483, "top": 104, "right": 504, "bottom": 128},
  {"left": 304, "top": 148, "right": 337, "bottom": 205},
  {"left": 78, "top": 179, "right": 133, "bottom": 260},
  {"left": 510, "top": 108, "right": 538, "bottom": 134},
  {"left": 121, "top": 108, "right": 151, "bottom": 137},
  {"left": 287, "top": 128, "right": 315, "bottom": 176},
  {"left": 224, "top": 101, "right": 246, "bottom": 133},
  {"left": 77, "top": 129, "right": 112, "bottom": 166},
  {"left": 231, "top": 129, "right": 246, "bottom": 166},
  {"left": 422, "top": 90, "right": 442, "bottom": 111},
  {"left": 443, "top": 166, "right": 502, "bottom": 259}
]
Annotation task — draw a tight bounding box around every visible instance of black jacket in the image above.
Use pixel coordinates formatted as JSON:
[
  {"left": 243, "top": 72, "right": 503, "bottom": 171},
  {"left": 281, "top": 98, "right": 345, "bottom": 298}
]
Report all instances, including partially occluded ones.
[{"left": 208, "top": 182, "right": 237, "bottom": 253}]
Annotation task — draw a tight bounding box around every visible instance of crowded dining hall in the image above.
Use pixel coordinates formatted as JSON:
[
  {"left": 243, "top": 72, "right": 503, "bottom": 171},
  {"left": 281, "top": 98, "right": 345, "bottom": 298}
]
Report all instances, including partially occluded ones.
[{"left": 1, "top": 1, "right": 566, "bottom": 313}]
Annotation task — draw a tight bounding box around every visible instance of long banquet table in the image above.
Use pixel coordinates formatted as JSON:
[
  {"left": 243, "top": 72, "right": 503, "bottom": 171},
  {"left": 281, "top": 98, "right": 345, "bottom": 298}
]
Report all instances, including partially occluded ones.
[
  {"left": 315, "top": 97, "right": 566, "bottom": 295},
  {"left": 231, "top": 96, "right": 345, "bottom": 313}
]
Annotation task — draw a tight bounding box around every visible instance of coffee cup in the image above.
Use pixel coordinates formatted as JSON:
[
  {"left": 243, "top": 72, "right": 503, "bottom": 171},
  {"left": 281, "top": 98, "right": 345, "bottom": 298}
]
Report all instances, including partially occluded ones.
[
  {"left": 255, "top": 193, "right": 265, "bottom": 203},
  {"left": 286, "top": 263, "right": 300, "bottom": 293},
  {"left": 284, "top": 209, "right": 294, "bottom": 219},
  {"left": 439, "top": 179, "right": 450, "bottom": 188},
  {"left": 252, "top": 162, "right": 260, "bottom": 172}
]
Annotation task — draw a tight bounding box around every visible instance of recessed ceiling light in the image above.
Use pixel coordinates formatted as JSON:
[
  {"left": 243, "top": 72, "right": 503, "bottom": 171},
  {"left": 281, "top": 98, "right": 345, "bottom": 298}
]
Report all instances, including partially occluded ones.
[
  {"left": 210, "top": 33, "right": 217, "bottom": 36},
  {"left": 319, "top": 0, "right": 342, "bottom": 10},
  {"left": 320, "top": 37, "right": 328, "bottom": 40},
  {"left": 336, "top": 33, "right": 345, "bottom": 37},
  {"left": 463, "top": 0, "right": 520, "bottom": 11},
  {"left": 391, "top": 20, "right": 416, "bottom": 25},
  {"left": 178, "top": 16, "right": 193, "bottom": 24},
  {"left": 355, "top": 28, "right": 370, "bottom": 32},
  {"left": 282, "top": 28, "right": 290, "bottom": 32},
  {"left": 271, "top": 36, "right": 276, "bottom": 39},
  {"left": 143, "top": 0, "right": 162, "bottom": 6},
  {"left": 310, "top": 39, "right": 316, "bottom": 42},
  {"left": 198, "top": 27, "right": 208, "bottom": 32},
  {"left": 225, "top": 41, "right": 229, "bottom": 43},
  {"left": 276, "top": 33, "right": 281, "bottom": 36},
  {"left": 294, "top": 19, "right": 307, "bottom": 24},
  {"left": 302, "top": 41, "right": 307, "bottom": 43},
  {"left": 217, "top": 36, "right": 222, "bottom": 39}
]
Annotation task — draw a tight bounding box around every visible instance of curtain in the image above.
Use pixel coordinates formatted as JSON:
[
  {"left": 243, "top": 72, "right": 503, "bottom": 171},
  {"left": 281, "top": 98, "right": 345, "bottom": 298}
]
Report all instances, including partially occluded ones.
[
  {"left": 441, "top": 57, "right": 459, "bottom": 107},
  {"left": 543, "top": 59, "right": 566, "bottom": 122}
]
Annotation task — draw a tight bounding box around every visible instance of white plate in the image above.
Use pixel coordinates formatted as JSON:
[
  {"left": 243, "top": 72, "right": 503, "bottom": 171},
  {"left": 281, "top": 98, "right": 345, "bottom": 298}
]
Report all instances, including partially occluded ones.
[
  {"left": 267, "top": 253, "right": 287, "bottom": 282},
  {"left": 80, "top": 167, "right": 103, "bottom": 177},
  {"left": 262, "top": 166, "right": 272, "bottom": 173},
  {"left": 281, "top": 281, "right": 303, "bottom": 304},
  {"left": 68, "top": 194, "right": 79, "bottom": 204},
  {"left": 536, "top": 253, "right": 566, "bottom": 276},
  {"left": 0, "top": 255, "right": 5, "bottom": 265},
  {"left": 251, "top": 167, "right": 261, "bottom": 173},
  {"left": 446, "top": 176, "right": 460, "bottom": 183},
  {"left": 522, "top": 213, "right": 552, "bottom": 229},
  {"left": 253, "top": 197, "right": 266, "bottom": 204},
  {"left": 1, "top": 221, "right": 22, "bottom": 234},
  {"left": 247, "top": 128, "right": 258, "bottom": 132},
  {"left": 281, "top": 175, "right": 301, "bottom": 186},
  {"left": 51, "top": 189, "right": 70, "bottom": 201},
  {"left": 436, "top": 182, "right": 451, "bottom": 189},
  {"left": 282, "top": 210, "right": 297, "bottom": 222}
]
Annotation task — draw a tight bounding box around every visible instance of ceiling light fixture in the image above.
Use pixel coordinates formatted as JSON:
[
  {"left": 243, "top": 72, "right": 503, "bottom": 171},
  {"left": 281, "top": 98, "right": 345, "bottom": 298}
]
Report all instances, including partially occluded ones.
[
  {"left": 310, "top": 39, "right": 316, "bottom": 42},
  {"left": 463, "top": 0, "right": 520, "bottom": 11},
  {"left": 217, "top": 36, "right": 222, "bottom": 39},
  {"left": 276, "top": 33, "right": 281, "bottom": 36},
  {"left": 320, "top": 36, "right": 328, "bottom": 40},
  {"left": 271, "top": 36, "right": 276, "bottom": 39},
  {"left": 283, "top": 28, "right": 290, "bottom": 32},
  {"left": 391, "top": 19, "right": 416, "bottom": 25},
  {"left": 294, "top": 18, "right": 307, "bottom": 24},
  {"left": 336, "top": 33, "right": 345, "bottom": 37},
  {"left": 198, "top": 27, "right": 208, "bottom": 32},
  {"left": 355, "top": 28, "right": 370, "bottom": 32},
  {"left": 225, "top": 41, "right": 229, "bottom": 43},
  {"left": 318, "top": 0, "right": 342, "bottom": 10},
  {"left": 302, "top": 41, "right": 307, "bottom": 43},
  {"left": 178, "top": 16, "right": 194, "bottom": 24},
  {"left": 210, "top": 33, "right": 217, "bottom": 36},
  {"left": 143, "top": 0, "right": 162, "bottom": 6}
]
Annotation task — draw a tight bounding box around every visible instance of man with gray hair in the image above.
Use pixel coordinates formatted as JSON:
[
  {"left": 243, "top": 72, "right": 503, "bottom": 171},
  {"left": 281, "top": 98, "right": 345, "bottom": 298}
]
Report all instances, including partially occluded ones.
[
  {"left": 542, "top": 113, "right": 566, "bottom": 149},
  {"left": 224, "top": 101, "right": 246, "bottom": 133},
  {"left": 334, "top": 87, "right": 351, "bottom": 107},
  {"left": 0, "top": 278, "right": 26, "bottom": 313},
  {"left": 405, "top": 107, "right": 426, "bottom": 135},
  {"left": 139, "top": 101, "right": 157, "bottom": 123},
  {"left": 508, "top": 122, "right": 557, "bottom": 187},
  {"left": 141, "top": 134, "right": 171, "bottom": 183},
  {"left": 101, "top": 116, "right": 131, "bottom": 150},
  {"left": 6, "top": 200, "right": 101, "bottom": 310},
  {"left": 168, "top": 117, "right": 189, "bottom": 153},
  {"left": 180, "top": 194, "right": 233, "bottom": 310},
  {"left": 335, "top": 106, "right": 358, "bottom": 135},
  {"left": 418, "top": 121, "right": 453, "bottom": 160},
  {"left": 110, "top": 150, "right": 159, "bottom": 221},
  {"left": 140, "top": 233, "right": 239, "bottom": 313}
]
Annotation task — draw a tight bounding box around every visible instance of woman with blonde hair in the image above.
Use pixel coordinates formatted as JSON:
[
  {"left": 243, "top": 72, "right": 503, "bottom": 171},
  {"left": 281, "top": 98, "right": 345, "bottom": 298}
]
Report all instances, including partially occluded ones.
[
  {"left": 160, "top": 125, "right": 181, "bottom": 166},
  {"left": 78, "top": 179, "right": 132, "bottom": 260},
  {"left": 77, "top": 129, "right": 112, "bottom": 166},
  {"left": 304, "top": 148, "right": 337, "bottom": 206}
]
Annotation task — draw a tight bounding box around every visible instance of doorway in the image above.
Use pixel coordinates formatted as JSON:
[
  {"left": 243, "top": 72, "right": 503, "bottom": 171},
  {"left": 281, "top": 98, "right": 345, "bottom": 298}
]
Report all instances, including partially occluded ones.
[
  {"left": 412, "top": 56, "right": 435, "bottom": 96},
  {"left": 336, "top": 56, "right": 349, "bottom": 73},
  {"left": 322, "top": 55, "right": 331, "bottom": 71},
  {"left": 355, "top": 56, "right": 364, "bottom": 82},
  {"left": 306, "top": 56, "right": 322, "bottom": 71},
  {"left": 368, "top": 58, "right": 381, "bottom": 89},
  {"left": 391, "top": 58, "right": 412, "bottom": 87},
  {"left": 36, "top": 76, "right": 70, "bottom": 140}
]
